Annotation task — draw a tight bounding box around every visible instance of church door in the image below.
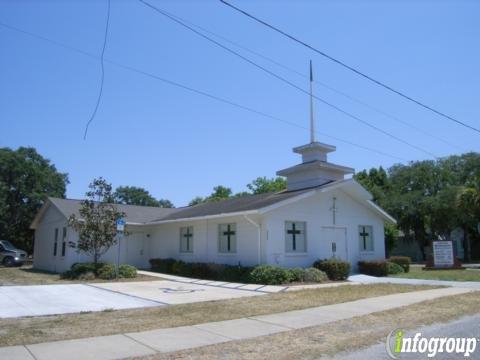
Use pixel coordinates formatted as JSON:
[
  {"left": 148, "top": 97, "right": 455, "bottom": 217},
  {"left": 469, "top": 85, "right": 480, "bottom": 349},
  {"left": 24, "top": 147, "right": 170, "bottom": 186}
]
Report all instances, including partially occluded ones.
[{"left": 320, "top": 226, "right": 348, "bottom": 261}]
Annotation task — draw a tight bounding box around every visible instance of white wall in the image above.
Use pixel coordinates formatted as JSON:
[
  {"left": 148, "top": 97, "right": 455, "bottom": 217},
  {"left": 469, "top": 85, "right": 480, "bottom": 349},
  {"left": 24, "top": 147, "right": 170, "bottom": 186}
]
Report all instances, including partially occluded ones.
[
  {"left": 263, "top": 189, "right": 385, "bottom": 270},
  {"left": 148, "top": 215, "right": 262, "bottom": 267}
]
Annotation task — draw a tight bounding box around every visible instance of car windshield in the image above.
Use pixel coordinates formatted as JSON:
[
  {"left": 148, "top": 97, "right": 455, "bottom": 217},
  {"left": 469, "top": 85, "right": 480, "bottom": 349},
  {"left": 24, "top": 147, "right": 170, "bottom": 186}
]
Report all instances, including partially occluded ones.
[{"left": 1, "top": 241, "right": 16, "bottom": 250}]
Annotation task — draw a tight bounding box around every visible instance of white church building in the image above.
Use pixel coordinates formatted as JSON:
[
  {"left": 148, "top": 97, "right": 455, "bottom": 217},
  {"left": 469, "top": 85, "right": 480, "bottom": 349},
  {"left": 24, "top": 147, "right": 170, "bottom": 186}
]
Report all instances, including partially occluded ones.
[{"left": 31, "top": 140, "right": 395, "bottom": 274}]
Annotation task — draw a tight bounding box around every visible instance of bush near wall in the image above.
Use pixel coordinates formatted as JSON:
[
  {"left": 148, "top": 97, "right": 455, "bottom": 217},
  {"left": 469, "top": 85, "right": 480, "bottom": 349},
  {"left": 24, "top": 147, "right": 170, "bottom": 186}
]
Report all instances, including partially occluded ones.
[
  {"left": 358, "top": 260, "right": 405, "bottom": 277},
  {"left": 61, "top": 262, "right": 138, "bottom": 280},
  {"left": 149, "top": 259, "right": 329, "bottom": 285},
  {"left": 149, "top": 258, "right": 252, "bottom": 283},
  {"left": 388, "top": 256, "right": 411, "bottom": 273},
  {"left": 313, "top": 259, "right": 351, "bottom": 281}
]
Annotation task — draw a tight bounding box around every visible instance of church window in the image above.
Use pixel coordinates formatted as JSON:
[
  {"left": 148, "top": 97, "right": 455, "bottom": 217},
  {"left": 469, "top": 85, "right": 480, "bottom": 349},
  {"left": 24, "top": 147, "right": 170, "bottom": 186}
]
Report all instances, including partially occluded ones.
[
  {"left": 218, "top": 223, "right": 236, "bottom": 253},
  {"left": 285, "top": 221, "right": 307, "bottom": 252},
  {"left": 359, "top": 225, "right": 374, "bottom": 252}
]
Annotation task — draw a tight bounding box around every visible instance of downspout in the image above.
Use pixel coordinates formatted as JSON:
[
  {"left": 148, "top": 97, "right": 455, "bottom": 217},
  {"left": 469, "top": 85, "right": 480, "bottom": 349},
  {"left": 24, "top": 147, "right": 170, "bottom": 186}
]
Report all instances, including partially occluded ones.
[{"left": 244, "top": 214, "right": 261, "bottom": 265}]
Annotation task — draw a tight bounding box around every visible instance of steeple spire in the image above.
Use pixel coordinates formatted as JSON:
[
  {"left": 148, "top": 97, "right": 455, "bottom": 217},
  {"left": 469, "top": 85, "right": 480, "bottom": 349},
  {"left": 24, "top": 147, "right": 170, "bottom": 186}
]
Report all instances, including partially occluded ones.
[{"left": 309, "top": 60, "right": 316, "bottom": 143}]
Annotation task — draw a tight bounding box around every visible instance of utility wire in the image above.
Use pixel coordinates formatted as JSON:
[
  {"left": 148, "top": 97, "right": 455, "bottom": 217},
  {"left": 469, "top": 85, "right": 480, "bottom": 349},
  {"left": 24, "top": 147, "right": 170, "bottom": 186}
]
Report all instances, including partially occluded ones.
[
  {"left": 157, "top": 7, "right": 466, "bottom": 152},
  {"left": 83, "top": 0, "right": 111, "bottom": 140},
  {"left": 139, "top": 0, "right": 439, "bottom": 159},
  {"left": 0, "top": 20, "right": 407, "bottom": 162},
  {"left": 219, "top": 0, "right": 480, "bottom": 135}
]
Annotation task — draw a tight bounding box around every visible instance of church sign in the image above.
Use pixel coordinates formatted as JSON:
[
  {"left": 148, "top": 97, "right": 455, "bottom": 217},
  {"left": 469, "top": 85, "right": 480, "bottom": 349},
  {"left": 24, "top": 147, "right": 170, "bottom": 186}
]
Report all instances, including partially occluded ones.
[{"left": 432, "top": 241, "right": 454, "bottom": 267}]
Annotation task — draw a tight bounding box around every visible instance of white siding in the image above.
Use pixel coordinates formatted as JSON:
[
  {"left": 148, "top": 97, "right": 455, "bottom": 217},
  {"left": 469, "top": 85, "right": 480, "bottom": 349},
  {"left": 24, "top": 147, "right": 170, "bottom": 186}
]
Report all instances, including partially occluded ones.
[{"left": 263, "top": 189, "right": 385, "bottom": 270}]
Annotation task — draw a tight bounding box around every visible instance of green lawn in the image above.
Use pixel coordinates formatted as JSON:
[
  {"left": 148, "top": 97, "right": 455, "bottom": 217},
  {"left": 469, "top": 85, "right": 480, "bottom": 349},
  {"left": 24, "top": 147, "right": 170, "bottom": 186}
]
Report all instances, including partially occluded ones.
[{"left": 390, "top": 265, "right": 480, "bottom": 282}]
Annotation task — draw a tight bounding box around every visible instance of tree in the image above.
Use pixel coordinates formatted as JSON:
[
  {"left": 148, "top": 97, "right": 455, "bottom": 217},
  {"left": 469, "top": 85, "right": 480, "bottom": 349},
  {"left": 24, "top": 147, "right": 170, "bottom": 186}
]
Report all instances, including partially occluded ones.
[
  {"left": 208, "top": 185, "right": 232, "bottom": 201},
  {"left": 0, "top": 147, "right": 68, "bottom": 253},
  {"left": 114, "top": 186, "right": 174, "bottom": 208},
  {"left": 157, "top": 199, "right": 174, "bottom": 208},
  {"left": 69, "top": 178, "right": 124, "bottom": 264},
  {"left": 188, "top": 196, "right": 206, "bottom": 206},
  {"left": 247, "top": 176, "right": 287, "bottom": 194}
]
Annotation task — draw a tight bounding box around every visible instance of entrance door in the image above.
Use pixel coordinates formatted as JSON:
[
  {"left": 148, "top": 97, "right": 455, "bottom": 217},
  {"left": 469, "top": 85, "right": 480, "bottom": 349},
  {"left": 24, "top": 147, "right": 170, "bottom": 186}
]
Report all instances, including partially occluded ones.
[
  {"left": 320, "top": 226, "right": 348, "bottom": 261},
  {"left": 126, "top": 233, "right": 146, "bottom": 268}
]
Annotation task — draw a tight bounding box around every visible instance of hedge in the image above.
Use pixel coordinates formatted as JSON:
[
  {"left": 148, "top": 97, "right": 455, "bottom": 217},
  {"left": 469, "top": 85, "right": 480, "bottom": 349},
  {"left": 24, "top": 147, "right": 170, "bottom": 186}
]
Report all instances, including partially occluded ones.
[
  {"left": 358, "top": 260, "right": 405, "bottom": 277},
  {"left": 388, "top": 256, "right": 411, "bottom": 273},
  {"left": 150, "top": 258, "right": 329, "bottom": 285},
  {"left": 313, "top": 259, "right": 351, "bottom": 280},
  {"left": 61, "top": 262, "right": 138, "bottom": 280},
  {"left": 150, "top": 258, "right": 252, "bottom": 283}
]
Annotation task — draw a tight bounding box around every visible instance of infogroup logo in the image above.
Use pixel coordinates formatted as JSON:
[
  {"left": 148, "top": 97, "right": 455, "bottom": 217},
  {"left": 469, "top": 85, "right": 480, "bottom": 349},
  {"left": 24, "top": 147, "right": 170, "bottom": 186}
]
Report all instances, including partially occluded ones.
[{"left": 385, "top": 329, "right": 478, "bottom": 358}]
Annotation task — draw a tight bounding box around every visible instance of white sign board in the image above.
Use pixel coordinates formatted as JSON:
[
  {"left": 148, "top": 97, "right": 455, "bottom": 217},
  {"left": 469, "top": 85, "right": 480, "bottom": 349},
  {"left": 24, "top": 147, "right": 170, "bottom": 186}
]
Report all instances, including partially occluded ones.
[
  {"left": 433, "top": 241, "right": 454, "bottom": 267},
  {"left": 116, "top": 219, "right": 125, "bottom": 232}
]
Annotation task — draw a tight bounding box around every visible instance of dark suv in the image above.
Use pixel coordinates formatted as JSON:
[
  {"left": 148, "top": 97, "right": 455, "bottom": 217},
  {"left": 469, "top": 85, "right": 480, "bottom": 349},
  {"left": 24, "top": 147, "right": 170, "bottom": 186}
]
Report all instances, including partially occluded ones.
[{"left": 0, "top": 240, "right": 27, "bottom": 267}]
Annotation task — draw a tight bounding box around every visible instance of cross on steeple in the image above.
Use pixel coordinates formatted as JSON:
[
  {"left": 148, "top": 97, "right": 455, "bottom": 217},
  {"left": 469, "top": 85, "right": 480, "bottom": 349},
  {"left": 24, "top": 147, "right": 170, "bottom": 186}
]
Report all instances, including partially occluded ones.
[
  {"left": 223, "top": 225, "right": 235, "bottom": 251},
  {"left": 287, "top": 223, "right": 302, "bottom": 251},
  {"left": 183, "top": 227, "right": 193, "bottom": 252},
  {"left": 359, "top": 226, "right": 370, "bottom": 249}
]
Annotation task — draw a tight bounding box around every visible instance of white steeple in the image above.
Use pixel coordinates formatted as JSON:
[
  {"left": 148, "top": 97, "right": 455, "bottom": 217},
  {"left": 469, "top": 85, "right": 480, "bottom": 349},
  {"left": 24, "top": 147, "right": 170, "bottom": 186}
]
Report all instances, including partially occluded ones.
[{"left": 276, "top": 61, "right": 354, "bottom": 191}]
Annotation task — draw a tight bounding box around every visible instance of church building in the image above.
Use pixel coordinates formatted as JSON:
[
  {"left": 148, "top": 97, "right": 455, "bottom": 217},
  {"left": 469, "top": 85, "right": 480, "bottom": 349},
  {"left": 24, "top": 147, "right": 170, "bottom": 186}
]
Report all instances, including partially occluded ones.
[{"left": 31, "top": 64, "right": 395, "bottom": 273}]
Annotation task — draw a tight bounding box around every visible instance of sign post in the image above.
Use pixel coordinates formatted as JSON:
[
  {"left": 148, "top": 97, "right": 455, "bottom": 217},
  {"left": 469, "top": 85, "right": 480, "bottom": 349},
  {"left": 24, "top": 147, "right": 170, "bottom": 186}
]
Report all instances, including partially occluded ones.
[{"left": 116, "top": 219, "right": 125, "bottom": 279}]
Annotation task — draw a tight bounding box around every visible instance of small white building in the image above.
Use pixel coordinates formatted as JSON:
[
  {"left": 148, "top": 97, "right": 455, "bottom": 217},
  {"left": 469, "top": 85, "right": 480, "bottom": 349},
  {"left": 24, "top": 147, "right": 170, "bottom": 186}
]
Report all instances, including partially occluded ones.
[{"left": 31, "top": 140, "right": 395, "bottom": 273}]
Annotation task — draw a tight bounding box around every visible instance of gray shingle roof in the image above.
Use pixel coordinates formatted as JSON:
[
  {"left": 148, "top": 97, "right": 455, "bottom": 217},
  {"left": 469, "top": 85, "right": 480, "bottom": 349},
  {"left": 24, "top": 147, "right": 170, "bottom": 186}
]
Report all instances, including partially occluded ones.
[
  {"left": 47, "top": 181, "right": 333, "bottom": 225},
  {"left": 49, "top": 198, "right": 180, "bottom": 223},
  {"left": 149, "top": 185, "right": 325, "bottom": 222}
]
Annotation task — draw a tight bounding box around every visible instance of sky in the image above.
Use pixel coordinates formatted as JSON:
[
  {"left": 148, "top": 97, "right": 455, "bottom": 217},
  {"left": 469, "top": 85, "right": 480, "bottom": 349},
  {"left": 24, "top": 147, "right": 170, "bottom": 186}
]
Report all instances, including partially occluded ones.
[{"left": 1, "top": 0, "right": 479, "bottom": 207}]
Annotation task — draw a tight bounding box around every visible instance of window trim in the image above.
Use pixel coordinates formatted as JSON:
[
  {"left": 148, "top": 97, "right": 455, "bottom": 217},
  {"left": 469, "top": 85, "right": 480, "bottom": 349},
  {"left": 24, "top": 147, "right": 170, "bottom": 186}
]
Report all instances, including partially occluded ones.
[
  {"left": 285, "top": 220, "right": 307, "bottom": 254},
  {"left": 218, "top": 223, "right": 237, "bottom": 254},
  {"left": 179, "top": 226, "right": 194, "bottom": 253},
  {"left": 61, "top": 227, "right": 67, "bottom": 257},
  {"left": 358, "top": 225, "right": 374, "bottom": 253},
  {"left": 53, "top": 228, "right": 58, "bottom": 256}
]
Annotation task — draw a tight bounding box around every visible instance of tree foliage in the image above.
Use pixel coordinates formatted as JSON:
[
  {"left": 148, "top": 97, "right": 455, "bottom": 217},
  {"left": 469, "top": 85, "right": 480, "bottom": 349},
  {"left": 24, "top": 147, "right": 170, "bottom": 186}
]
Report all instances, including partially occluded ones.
[
  {"left": 114, "top": 186, "right": 174, "bottom": 208},
  {"left": 0, "top": 147, "right": 68, "bottom": 253},
  {"left": 355, "top": 153, "right": 480, "bottom": 259},
  {"left": 69, "top": 178, "right": 125, "bottom": 264},
  {"left": 247, "top": 176, "right": 287, "bottom": 194}
]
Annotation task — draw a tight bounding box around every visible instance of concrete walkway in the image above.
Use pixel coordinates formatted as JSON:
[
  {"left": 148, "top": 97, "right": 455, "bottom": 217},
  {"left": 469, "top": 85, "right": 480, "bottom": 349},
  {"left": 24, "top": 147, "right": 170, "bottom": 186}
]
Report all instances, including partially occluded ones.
[
  {"left": 138, "top": 270, "right": 358, "bottom": 293},
  {"left": 0, "top": 287, "right": 472, "bottom": 360},
  {"left": 349, "top": 274, "right": 480, "bottom": 289}
]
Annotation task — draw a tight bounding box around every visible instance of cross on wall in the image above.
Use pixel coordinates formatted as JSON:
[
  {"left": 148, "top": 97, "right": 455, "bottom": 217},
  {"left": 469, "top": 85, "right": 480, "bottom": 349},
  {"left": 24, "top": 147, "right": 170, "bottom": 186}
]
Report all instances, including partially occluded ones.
[
  {"left": 223, "top": 225, "right": 235, "bottom": 251},
  {"left": 359, "top": 226, "right": 370, "bottom": 250},
  {"left": 183, "top": 227, "right": 193, "bottom": 251},
  {"left": 287, "top": 223, "right": 301, "bottom": 251}
]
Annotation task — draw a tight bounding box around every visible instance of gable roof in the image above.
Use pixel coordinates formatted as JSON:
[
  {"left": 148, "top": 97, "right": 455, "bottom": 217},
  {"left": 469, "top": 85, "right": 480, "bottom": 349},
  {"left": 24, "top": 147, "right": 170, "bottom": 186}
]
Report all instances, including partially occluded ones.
[
  {"left": 30, "top": 179, "right": 396, "bottom": 229},
  {"left": 30, "top": 197, "right": 180, "bottom": 229}
]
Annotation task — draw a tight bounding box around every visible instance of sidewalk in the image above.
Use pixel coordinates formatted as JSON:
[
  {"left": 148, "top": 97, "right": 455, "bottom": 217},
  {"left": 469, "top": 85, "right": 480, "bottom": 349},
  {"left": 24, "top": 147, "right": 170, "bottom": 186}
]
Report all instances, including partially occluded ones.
[
  {"left": 0, "top": 287, "right": 472, "bottom": 360},
  {"left": 349, "top": 274, "right": 480, "bottom": 289}
]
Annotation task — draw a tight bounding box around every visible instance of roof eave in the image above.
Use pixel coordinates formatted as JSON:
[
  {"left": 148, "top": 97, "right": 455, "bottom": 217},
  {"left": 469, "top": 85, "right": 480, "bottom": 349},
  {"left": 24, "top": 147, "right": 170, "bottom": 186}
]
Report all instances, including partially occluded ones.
[{"left": 147, "top": 209, "right": 260, "bottom": 225}]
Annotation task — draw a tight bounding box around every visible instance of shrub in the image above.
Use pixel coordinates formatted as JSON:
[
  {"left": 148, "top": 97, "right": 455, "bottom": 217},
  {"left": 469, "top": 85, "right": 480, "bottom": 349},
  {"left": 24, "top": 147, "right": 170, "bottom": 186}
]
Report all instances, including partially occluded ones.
[
  {"left": 78, "top": 271, "right": 96, "bottom": 281},
  {"left": 71, "top": 262, "right": 105, "bottom": 277},
  {"left": 97, "top": 263, "right": 117, "bottom": 280},
  {"left": 149, "top": 258, "right": 176, "bottom": 273},
  {"left": 119, "top": 264, "right": 137, "bottom": 278},
  {"left": 386, "top": 261, "right": 404, "bottom": 275},
  {"left": 388, "top": 256, "right": 411, "bottom": 273},
  {"left": 313, "top": 259, "right": 351, "bottom": 280},
  {"left": 287, "top": 268, "right": 306, "bottom": 282},
  {"left": 303, "top": 267, "right": 328, "bottom": 283},
  {"left": 358, "top": 260, "right": 388, "bottom": 277},
  {"left": 249, "top": 265, "right": 291, "bottom": 285},
  {"left": 221, "top": 265, "right": 252, "bottom": 283}
]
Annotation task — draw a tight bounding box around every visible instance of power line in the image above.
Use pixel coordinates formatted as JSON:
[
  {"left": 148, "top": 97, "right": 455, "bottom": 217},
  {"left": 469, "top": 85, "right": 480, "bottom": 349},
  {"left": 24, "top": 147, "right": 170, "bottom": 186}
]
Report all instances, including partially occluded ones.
[
  {"left": 83, "top": 0, "right": 111, "bottom": 140},
  {"left": 156, "top": 7, "right": 466, "bottom": 152},
  {"left": 0, "top": 20, "right": 407, "bottom": 162},
  {"left": 219, "top": 0, "right": 480, "bottom": 135},
  {"left": 139, "top": 0, "right": 439, "bottom": 159}
]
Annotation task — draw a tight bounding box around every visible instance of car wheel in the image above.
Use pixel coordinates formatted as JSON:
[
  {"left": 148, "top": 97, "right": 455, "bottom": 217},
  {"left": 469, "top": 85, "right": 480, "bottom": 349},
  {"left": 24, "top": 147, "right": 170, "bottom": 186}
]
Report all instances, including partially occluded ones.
[{"left": 2, "top": 257, "right": 15, "bottom": 267}]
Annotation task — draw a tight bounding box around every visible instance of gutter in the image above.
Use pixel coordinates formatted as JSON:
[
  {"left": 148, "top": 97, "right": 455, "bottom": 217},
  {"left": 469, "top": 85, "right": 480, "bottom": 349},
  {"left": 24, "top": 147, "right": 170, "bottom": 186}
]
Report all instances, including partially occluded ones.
[{"left": 243, "top": 214, "right": 261, "bottom": 265}]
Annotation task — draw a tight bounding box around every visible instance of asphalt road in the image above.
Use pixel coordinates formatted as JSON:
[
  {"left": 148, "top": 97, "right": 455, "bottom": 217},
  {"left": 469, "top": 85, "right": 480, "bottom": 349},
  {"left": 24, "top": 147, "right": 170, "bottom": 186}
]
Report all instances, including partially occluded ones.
[{"left": 332, "top": 314, "right": 480, "bottom": 359}]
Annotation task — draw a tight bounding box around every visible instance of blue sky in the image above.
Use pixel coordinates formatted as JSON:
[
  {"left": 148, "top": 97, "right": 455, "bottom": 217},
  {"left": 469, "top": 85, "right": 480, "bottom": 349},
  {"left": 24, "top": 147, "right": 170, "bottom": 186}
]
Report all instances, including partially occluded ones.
[{"left": 1, "top": 0, "right": 479, "bottom": 207}]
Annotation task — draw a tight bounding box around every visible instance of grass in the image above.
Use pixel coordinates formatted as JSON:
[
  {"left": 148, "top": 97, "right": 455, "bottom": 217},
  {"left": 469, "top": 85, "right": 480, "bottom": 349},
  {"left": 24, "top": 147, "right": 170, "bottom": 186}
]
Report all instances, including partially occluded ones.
[
  {"left": 140, "top": 291, "right": 480, "bottom": 360},
  {"left": 0, "top": 266, "right": 158, "bottom": 286},
  {"left": 0, "top": 283, "right": 437, "bottom": 347},
  {"left": 390, "top": 265, "right": 480, "bottom": 282}
]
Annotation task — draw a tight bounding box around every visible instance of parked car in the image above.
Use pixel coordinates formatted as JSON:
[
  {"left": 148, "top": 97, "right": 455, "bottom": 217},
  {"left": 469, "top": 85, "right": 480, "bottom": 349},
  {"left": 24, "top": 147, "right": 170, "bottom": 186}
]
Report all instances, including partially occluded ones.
[{"left": 0, "top": 240, "right": 27, "bottom": 267}]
